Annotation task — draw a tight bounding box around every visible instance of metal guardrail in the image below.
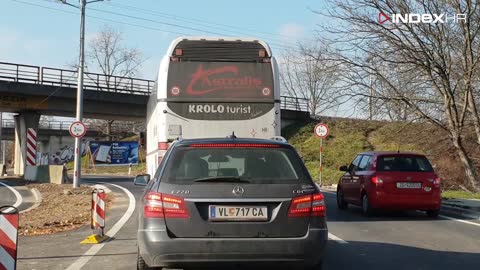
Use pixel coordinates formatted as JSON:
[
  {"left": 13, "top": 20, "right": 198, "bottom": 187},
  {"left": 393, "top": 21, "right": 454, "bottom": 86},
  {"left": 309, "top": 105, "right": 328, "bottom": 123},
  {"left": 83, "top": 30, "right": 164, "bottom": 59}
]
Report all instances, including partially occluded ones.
[
  {"left": 0, "top": 61, "right": 309, "bottom": 111},
  {"left": 0, "top": 62, "right": 152, "bottom": 95},
  {"left": 280, "top": 96, "right": 309, "bottom": 112}
]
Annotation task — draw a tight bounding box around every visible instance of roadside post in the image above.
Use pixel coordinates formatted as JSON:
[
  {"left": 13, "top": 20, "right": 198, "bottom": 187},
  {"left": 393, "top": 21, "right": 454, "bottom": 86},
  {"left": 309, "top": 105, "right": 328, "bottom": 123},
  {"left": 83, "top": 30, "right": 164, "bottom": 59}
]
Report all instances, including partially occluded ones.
[
  {"left": 0, "top": 205, "right": 19, "bottom": 270},
  {"left": 69, "top": 121, "right": 87, "bottom": 188},
  {"left": 81, "top": 188, "right": 108, "bottom": 244},
  {"left": 314, "top": 123, "right": 329, "bottom": 186}
]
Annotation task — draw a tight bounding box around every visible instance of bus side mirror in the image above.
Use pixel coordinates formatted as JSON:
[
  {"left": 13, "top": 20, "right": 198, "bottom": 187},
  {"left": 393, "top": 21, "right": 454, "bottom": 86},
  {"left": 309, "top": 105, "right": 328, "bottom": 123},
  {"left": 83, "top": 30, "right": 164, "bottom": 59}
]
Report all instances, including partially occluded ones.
[{"left": 134, "top": 174, "right": 151, "bottom": 186}]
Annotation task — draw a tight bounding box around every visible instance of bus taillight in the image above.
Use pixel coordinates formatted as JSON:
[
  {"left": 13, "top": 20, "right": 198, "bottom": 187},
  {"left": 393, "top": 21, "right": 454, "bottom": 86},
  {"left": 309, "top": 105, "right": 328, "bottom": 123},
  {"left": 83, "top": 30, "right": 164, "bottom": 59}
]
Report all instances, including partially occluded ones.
[{"left": 158, "top": 142, "right": 169, "bottom": 150}]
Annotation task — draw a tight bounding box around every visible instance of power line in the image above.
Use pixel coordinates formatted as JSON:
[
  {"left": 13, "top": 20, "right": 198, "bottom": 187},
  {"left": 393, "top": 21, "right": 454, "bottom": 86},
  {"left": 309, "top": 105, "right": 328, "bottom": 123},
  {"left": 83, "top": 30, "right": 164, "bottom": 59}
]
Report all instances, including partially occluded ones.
[
  {"left": 105, "top": 1, "right": 301, "bottom": 40},
  {"left": 89, "top": 7, "right": 233, "bottom": 36},
  {"left": 86, "top": 6, "right": 300, "bottom": 51},
  {"left": 10, "top": 0, "right": 190, "bottom": 36},
  {"left": 10, "top": 0, "right": 301, "bottom": 53},
  {"left": 101, "top": 2, "right": 303, "bottom": 50}
]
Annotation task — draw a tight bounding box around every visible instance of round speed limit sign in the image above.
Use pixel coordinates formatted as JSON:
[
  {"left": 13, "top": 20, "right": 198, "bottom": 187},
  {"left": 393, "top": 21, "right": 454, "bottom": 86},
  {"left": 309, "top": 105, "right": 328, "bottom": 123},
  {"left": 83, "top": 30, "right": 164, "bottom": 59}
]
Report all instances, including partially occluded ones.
[
  {"left": 69, "top": 121, "right": 87, "bottom": 138},
  {"left": 314, "top": 123, "right": 329, "bottom": 138}
]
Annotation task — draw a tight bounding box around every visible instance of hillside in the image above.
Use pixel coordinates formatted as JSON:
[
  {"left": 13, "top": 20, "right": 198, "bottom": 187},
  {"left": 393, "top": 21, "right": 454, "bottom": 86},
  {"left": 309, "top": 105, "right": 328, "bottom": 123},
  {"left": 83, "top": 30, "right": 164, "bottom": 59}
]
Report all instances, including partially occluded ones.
[{"left": 283, "top": 118, "right": 480, "bottom": 190}]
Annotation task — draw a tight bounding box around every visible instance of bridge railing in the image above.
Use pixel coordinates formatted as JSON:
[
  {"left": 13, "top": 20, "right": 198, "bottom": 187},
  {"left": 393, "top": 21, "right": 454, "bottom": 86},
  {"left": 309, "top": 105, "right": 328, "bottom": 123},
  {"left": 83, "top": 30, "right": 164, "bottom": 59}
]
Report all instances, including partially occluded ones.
[
  {"left": 0, "top": 62, "right": 40, "bottom": 84},
  {"left": 1, "top": 62, "right": 309, "bottom": 112},
  {"left": 1, "top": 119, "right": 15, "bottom": 128},
  {"left": 41, "top": 67, "right": 152, "bottom": 95},
  {"left": 280, "top": 96, "right": 309, "bottom": 112},
  {"left": 0, "top": 62, "right": 152, "bottom": 95}
]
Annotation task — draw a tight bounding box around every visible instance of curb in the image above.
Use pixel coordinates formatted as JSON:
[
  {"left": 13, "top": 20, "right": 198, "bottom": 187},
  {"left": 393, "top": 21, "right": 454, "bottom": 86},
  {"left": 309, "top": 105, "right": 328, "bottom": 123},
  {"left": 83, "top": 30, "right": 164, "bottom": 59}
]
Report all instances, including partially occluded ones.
[
  {"left": 441, "top": 205, "right": 480, "bottom": 220},
  {"left": 441, "top": 203, "right": 480, "bottom": 220},
  {"left": 19, "top": 188, "right": 42, "bottom": 214}
]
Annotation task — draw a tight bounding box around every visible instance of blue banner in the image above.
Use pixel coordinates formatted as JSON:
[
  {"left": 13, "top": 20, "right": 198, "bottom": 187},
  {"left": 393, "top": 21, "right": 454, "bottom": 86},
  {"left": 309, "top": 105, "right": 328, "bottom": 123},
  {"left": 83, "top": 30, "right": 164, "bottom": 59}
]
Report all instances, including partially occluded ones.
[{"left": 89, "top": 141, "right": 139, "bottom": 166}]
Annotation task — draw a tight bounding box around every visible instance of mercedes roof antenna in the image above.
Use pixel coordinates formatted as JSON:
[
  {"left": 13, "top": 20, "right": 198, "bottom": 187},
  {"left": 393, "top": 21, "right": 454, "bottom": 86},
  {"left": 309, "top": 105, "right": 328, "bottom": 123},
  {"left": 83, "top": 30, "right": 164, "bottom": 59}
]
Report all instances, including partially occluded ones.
[{"left": 229, "top": 131, "right": 237, "bottom": 139}]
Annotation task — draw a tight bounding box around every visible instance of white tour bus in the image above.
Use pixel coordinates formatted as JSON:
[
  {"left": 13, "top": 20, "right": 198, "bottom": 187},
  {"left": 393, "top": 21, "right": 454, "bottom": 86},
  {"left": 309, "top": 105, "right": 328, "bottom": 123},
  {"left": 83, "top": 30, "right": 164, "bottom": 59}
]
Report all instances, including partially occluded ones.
[{"left": 146, "top": 37, "right": 281, "bottom": 176}]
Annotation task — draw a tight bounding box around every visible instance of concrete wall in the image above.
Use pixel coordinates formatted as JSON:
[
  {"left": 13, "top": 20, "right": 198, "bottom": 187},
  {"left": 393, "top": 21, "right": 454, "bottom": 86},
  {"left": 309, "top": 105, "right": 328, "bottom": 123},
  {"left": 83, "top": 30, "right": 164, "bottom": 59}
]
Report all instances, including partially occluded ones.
[
  {"left": 281, "top": 109, "right": 310, "bottom": 129},
  {"left": 24, "top": 165, "right": 69, "bottom": 184},
  {"left": 36, "top": 135, "right": 93, "bottom": 165}
]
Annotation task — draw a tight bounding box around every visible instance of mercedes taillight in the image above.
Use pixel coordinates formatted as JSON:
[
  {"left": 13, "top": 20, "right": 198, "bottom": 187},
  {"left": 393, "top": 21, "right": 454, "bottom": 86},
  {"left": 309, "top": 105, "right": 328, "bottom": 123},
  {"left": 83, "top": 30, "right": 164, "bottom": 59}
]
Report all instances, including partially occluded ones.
[
  {"left": 144, "top": 192, "right": 189, "bottom": 219},
  {"left": 288, "top": 192, "right": 326, "bottom": 217}
]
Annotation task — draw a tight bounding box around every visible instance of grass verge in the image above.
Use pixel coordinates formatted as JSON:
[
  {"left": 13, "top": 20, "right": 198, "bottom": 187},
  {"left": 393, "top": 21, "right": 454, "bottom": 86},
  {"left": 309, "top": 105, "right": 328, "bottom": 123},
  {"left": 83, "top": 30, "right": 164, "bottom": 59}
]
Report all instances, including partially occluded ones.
[{"left": 442, "top": 190, "right": 480, "bottom": 200}]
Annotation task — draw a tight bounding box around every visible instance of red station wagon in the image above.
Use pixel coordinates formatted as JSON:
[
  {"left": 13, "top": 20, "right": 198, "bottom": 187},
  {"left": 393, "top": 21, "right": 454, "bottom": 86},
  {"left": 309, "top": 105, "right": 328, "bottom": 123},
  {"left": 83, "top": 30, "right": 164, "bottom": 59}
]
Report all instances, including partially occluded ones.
[{"left": 336, "top": 152, "right": 441, "bottom": 217}]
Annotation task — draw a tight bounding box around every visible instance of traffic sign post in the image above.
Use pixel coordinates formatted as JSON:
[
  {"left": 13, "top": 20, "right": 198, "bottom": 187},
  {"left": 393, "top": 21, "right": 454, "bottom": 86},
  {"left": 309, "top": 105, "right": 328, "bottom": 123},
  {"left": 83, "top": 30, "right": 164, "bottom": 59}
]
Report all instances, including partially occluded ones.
[
  {"left": 314, "top": 123, "right": 329, "bottom": 186},
  {"left": 69, "top": 121, "right": 87, "bottom": 188},
  {"left": 69, "top": 121, "right": 87, "bottom": 138}
]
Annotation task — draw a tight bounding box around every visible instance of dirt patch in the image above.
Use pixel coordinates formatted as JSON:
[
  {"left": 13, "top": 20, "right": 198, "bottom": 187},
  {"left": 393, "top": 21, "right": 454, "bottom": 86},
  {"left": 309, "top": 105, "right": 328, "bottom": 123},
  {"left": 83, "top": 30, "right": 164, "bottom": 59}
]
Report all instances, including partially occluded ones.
[{"left": 19, "top": 184, "right": 112, "bottom": 236}]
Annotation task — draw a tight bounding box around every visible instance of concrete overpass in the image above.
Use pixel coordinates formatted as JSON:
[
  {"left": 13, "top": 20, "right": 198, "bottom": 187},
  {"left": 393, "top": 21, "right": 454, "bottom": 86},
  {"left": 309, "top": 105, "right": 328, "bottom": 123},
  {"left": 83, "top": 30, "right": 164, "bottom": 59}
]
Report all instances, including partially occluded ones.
[
  {"left": 0, "top": 62, "right": 151, "bottom": 120},
  {"left": 0, "top": 61, "right": 310, "bottom": 175}
]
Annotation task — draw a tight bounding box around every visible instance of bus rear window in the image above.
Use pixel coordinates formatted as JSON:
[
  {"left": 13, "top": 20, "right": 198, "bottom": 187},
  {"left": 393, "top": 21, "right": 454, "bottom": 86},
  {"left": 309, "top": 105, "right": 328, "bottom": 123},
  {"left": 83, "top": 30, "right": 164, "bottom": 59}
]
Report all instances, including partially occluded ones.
[{"left": 376, "top": 156, "right": 434, "bottom": 172}]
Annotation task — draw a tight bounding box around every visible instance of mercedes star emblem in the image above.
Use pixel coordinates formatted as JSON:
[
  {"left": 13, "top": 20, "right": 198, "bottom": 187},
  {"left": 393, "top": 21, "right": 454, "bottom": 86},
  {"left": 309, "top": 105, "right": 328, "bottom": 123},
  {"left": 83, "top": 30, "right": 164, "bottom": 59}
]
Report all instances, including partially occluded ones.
[{"left": 232, "top": 186, "right": 245, "bottom": 196}]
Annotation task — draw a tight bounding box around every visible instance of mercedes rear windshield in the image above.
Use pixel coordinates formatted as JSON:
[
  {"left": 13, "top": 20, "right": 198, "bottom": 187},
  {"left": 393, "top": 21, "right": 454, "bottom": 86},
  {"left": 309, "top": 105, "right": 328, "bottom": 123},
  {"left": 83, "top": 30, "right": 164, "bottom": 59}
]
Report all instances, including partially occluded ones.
[{"left": 161, "top": 144, "right": 311, "bottom": 184}]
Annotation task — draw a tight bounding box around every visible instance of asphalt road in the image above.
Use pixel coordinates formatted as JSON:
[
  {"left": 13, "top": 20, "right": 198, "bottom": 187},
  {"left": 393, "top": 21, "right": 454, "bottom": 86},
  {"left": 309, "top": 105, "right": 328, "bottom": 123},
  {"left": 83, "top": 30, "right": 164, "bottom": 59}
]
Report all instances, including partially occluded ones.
[
  {"left": 0, "top": 179, "right": 36, "bottom": 212},
  {"left": 16, "top": 176, "right": 480, "bottom": 270}
]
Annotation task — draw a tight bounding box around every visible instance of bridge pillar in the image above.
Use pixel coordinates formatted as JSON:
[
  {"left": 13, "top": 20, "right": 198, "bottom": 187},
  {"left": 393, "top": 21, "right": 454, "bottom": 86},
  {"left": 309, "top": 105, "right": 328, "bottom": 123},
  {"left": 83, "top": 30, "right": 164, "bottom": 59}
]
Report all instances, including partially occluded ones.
[{"left": 13, "top": 112, "right": 40, "bottom": 176}]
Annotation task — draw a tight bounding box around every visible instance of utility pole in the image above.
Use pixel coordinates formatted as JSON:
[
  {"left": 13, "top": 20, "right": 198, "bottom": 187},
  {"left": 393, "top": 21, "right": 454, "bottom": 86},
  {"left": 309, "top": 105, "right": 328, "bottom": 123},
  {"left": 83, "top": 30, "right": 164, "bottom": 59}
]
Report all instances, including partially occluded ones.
[
  {"left": 59, "top": 0, "right": 105, "bottom": 188},
  {"left": 368, "top": 74, "right": 374, "bottom": 120}
]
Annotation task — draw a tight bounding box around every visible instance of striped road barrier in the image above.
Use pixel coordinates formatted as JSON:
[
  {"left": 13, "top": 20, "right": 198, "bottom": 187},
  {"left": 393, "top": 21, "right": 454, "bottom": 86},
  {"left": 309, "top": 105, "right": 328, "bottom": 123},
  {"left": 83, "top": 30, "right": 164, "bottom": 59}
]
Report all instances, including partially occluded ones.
[
  {"left": 0, "top": 206, "right": 19, "bottom": 270},
  {"left": 82, "top": 189, "right": 108, "bottom": 244},
  {"left": 91, "top": 189, "right": 106, "bottom": 236}
]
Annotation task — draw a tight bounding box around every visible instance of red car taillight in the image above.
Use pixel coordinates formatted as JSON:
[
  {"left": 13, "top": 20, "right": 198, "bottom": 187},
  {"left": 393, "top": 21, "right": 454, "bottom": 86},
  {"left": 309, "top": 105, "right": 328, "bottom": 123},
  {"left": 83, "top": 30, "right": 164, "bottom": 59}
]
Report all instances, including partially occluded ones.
[
  {"left": 144, "top": 192, "right": 189, "bottom": 218},
  {"left": 433, "top": 177, "right": 441, "bottom": 188},
  {"left": 371, "top": 176, "right": 384, "bottom": 187},
  {"left": 288, "top": 192, "right": 326, "bottom": 217}
]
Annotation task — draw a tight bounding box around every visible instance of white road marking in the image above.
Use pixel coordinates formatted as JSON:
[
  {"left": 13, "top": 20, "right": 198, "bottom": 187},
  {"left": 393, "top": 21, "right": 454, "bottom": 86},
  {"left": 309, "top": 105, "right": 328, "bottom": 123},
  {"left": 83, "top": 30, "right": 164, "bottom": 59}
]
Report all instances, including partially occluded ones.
[
  {"left": 439, "top": 214, "right": 480, "bottom": 228},
  {"left": 65, "top": 182, "right": 136, "bottom": 270},
  {"left": 328, "top": 232, "right": 348, "bottom": 244},
  {"left": 0, "top": 182, "right": 23, "bottom": 212},
  {"left": 20, "top": 188, "right": 42, "bottom": 214}
]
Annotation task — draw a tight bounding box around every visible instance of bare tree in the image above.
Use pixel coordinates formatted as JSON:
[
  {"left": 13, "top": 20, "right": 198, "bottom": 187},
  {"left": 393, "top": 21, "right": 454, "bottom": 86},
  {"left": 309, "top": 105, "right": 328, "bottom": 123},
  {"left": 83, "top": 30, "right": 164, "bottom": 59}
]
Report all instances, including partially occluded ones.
[
  {"left": 316, "top": 0, "right": 480, "bottom": 191},
  {"left": 280, "top": 43, "right": 341, "bottom": 115},
  {"left": 85, "top": 118, "right": 141, "bottom": 140},
  {"left": 84, "top": 25, "right": 144, "bottom": 140}
]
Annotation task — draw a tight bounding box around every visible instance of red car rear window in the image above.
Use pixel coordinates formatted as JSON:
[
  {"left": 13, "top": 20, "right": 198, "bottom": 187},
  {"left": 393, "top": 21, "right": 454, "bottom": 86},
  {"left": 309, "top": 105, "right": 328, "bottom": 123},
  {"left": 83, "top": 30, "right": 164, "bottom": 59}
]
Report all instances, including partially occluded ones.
[{"left": 376, "top": 156, "right": 433, "bottom": 172}]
